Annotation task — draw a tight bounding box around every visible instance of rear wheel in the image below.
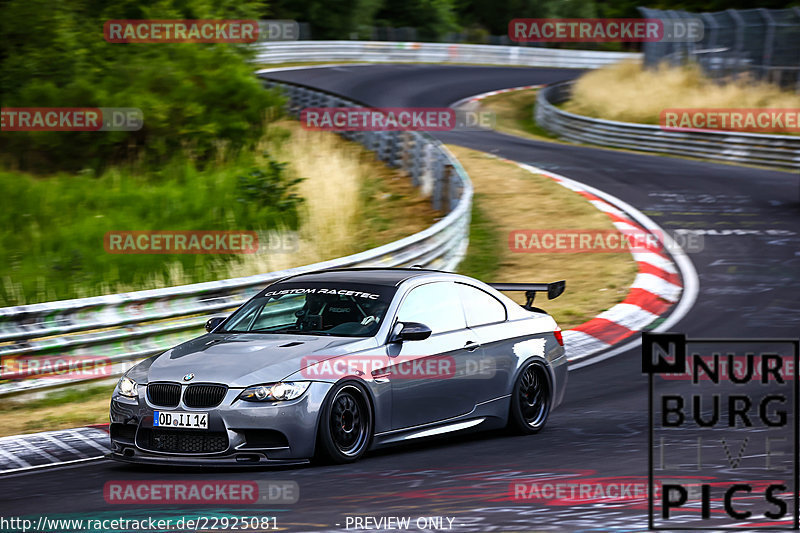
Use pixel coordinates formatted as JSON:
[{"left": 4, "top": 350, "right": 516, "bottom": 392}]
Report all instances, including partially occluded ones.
[
  {"left": 508, "top": 361, "right": 551, "bottom": 434},
  {"left": 316, "top": 382, "right": 373, "bottom": 463}
]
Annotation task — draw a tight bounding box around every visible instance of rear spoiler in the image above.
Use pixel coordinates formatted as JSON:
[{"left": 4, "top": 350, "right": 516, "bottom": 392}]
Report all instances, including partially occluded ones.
[{"left": 489, "top": 281, "right": 566, "bottom": 310}]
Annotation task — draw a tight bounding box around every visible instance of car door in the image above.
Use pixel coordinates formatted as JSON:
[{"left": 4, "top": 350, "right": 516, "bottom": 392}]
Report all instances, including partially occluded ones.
[
  {"left": 383, "top": 281, "right": 481, "bottom": 430},
  {"left": 455, "top": 283, "right": 513, "bottom": 404}
]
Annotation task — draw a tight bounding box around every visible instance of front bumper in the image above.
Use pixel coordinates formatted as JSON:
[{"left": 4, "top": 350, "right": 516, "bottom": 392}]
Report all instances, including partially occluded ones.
[{"left": 109, "top": 381, "right": 332, "bottom": 465}]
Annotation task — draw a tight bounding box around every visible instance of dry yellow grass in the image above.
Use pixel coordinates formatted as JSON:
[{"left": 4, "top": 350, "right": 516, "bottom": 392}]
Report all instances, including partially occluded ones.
[
  {"left": 448, "top": 145, "right": 638, "bottom": 329},
  {"left": 224, "top": 122, "right": 439, "bottom": 276},
  {"left": 565, "top": 60, "right": 800, "bottom": 125}
]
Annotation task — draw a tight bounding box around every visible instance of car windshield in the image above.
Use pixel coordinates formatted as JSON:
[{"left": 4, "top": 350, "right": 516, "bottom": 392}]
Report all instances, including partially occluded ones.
[{"left": 219, "top": 282, "right": 395, "bottom": 337}]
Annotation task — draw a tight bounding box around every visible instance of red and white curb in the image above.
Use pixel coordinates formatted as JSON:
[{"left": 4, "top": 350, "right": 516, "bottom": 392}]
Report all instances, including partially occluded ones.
[
  {"left": 450, "top": 85, "right": 542, "bottom": 110},
  {"left": 507, "top": 161, "right": 698, "bottom": 365},
  {"left": 0, "top": 424, "right": 109, "bottom": 475}
]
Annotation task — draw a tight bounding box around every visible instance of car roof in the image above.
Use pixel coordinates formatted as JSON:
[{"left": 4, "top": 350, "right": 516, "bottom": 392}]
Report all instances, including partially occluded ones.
[{"left": 274, "top": 267, "right": 449, "bottom": 287}]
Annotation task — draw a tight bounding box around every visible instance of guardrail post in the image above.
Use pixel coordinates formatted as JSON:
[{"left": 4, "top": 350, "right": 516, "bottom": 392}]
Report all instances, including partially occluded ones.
[
  {"left": 401, "top": 132, "right": 411, "bottom": 173},
  {"left": 411, "top": 134, "right": 422, "bottom": 187},
  {"left": 444, "top": 164, "right": 456, "bottom": 212},
  {"left": 432, "top": 153, "right": 444, "bottom": 211}
]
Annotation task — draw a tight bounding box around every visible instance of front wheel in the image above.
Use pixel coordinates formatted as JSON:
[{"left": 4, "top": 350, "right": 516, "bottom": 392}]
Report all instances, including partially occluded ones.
[
  {"left": 508, "top": 361, "right": 551, "bottom": 434},
  {"left": 316, "top": 382, "right": 373, "bottom": 463}
]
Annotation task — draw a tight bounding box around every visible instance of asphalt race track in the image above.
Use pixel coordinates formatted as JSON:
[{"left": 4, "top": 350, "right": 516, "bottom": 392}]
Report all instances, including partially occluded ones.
[{"left": 1, "top": 65, "right": 798, "bottom": 532}]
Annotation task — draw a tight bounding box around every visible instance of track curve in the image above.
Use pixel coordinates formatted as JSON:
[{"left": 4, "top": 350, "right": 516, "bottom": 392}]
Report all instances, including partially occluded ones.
[{"left": 1, "top": 65, "right": 798, "bottom": 532}]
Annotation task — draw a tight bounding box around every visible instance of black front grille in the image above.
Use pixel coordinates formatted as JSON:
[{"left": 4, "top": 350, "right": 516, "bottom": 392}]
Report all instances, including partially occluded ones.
[
  {"left": 184, "top": 384, "right": 228, "bottom": 408},
  {"left": 147, "top": 382, "right": 181, "bottom": 407},
  {"left": 138, "top": 428, "right": 228, "bottom": 454}
]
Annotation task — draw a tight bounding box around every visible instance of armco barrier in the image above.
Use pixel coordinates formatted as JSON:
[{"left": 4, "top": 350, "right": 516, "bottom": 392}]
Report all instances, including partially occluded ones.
[
  {"left": 535, "top": 81, "right": 800, "bottom": 171},
  {"left": 252, "top": 40, "right": 639, "bottom": 69},
  {"left": 0, "top": 79, "right": 473, "bottom": 397}
]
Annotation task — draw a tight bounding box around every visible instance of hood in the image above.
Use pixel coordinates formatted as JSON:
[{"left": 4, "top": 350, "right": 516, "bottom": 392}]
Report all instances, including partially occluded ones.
[{"left": 134, "top": 333, "right": 376, "bottom": 388}]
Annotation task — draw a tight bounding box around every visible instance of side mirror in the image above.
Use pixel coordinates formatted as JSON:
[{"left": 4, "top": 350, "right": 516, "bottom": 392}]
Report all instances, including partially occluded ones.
[
  {"left": 390, "top": 321, "right": 432, "bottom": 342},
  {"left": 205, "top": 316, "right": 226, "bottom": 333}
]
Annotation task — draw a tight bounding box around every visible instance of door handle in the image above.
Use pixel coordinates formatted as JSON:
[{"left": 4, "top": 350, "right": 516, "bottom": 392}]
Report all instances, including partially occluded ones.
[
  {"left": 371, "top": 368, "right": 392, "bottom": 382},
  {"left": 464, "top": 341, "right": 479, "bottom": 352}
]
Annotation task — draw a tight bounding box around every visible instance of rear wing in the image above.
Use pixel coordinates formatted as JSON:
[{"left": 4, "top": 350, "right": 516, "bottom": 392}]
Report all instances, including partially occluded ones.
[{"left": 489, "top": 281, "right": 566, "bottom": 311}]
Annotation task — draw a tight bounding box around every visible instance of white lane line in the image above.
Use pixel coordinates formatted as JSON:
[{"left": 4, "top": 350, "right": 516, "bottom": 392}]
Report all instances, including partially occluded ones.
[
  {"left": 588, "top": 199, "right": 628, "bottom": 219},
  {"left": 0, "top": 456, "right": 105, "bottom": 477},
  {"left": 255, "top": 63, "right": 375, "bottom": 75},
  {"left": 0, "top": 448, "right": 31, "bottom": 469},
  {"left": 612, "top": 222, "right": 651, "bottom": 237}
]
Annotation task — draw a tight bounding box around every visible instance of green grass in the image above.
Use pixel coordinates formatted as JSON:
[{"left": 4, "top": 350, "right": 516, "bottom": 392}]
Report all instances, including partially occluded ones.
[
  {"left": 456, "top": 195, "right": 503, "bottom": 282},
  {"left": 0, "top": 150, "right": 301, "bottom": 306},
  {"left": 478, "top": 89, "right": 559, "bottom": 141},
  {"left": 4, "top": 383, "right": 113, "bottom": 410}
]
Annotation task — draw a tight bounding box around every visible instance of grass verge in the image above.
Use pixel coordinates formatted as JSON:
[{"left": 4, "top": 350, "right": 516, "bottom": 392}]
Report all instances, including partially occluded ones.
[
  {"left": 478, "top": 88, "right": 559, "bottom": 142},
  {"left": 564, "top": 60, "right": 800, "bottom": 130},
  {"left": 450, "top": 145, "right": 638, "bottom": 329},
  {"left": 0, "top": 384, "right": 114, "bottom": 437}
]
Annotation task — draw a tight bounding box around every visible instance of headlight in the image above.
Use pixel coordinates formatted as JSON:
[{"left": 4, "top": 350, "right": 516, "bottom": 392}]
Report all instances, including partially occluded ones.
[
  {"left": 239, "top": 382, "right": 311, "bottom": 402},
  {"left": 118, "top": 376, "right": 138, "bottom": 398}
]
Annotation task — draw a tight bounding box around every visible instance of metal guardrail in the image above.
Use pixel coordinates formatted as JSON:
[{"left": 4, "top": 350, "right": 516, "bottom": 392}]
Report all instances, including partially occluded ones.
[
  {"left": 253, "top": 40, "right": 639, "bottom": 69},
  {"left": 0, "top": 79, "right": 473, "bottom": 397},
  {"left": 535, "top": 81, "right": 800, "bottom": 171}
]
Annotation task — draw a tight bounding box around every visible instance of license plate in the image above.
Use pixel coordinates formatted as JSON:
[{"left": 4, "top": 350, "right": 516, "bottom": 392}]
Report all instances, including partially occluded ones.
[{"left": 153, "top": 411, "right": 208, "bottom": 429}]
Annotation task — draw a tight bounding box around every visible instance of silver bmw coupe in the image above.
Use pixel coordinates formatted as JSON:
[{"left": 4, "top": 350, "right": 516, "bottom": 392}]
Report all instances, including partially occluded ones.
[{"left": 109, "top": 268, "right": 567, "bottom": 465}]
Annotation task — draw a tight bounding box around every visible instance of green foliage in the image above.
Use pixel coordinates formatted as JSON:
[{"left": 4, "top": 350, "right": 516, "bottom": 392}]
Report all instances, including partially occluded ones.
[
  {"left": 0, "top": 0, "right": 282, "bottom": 173},
  {"left": 0, "top": 152, "right": 303, "bottom": 306},
  {"left": 457, "top": 195, "right": 503, "bottom": 282},
  {"left": 266, "top": 0, "right": 799, "bottom": 42},
  {"left": 375, "top": 0, "right": 459, "bottom": 40},
  {"left": 236, "top": 158, "right": 304, "bottom": 213}
]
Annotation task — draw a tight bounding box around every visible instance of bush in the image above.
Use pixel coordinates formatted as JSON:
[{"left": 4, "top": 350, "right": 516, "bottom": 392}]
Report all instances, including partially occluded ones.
[{"left": 0, "top": 0, "right": 281, "bottom": 173}]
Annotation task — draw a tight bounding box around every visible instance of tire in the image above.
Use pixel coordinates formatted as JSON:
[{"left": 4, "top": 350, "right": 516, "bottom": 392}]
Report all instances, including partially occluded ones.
[
  {"left": 508, "top": 361, "right": 552, "bottom": 434},
  {"left": 316, "top": 382, "right": 374, "bottom": 464}
]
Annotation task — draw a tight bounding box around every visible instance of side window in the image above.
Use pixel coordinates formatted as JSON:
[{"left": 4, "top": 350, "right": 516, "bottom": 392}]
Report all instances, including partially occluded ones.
[
  {"left": 457, "top": 284, "right": 507, "bottom": 327},
  {"left": 396, "top": 282, "right": 466, "bottom": 333}
]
